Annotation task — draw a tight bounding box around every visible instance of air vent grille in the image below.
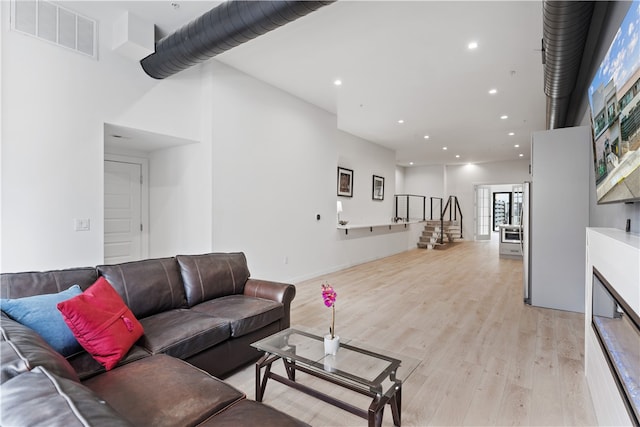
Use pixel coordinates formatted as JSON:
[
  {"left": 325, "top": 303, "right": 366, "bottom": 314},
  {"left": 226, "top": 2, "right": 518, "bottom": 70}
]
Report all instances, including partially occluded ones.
[{"left": 10, "top": 0, "right": 97, "bottom": 59}]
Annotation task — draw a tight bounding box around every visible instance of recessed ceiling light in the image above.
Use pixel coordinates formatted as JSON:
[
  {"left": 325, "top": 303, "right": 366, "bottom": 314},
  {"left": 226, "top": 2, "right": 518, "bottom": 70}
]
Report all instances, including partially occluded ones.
[
  {"left": 500, "top": 115, "right": 508, "bottom": 120},
  {"left": 519, "top": 153, "right": 524, "bottom": 157},
  {"left": 489, "top": 89, "right": 497, "bottom": 95},
  {"left": 508, "top": 132, "right": 515, "bottom": 136},
  {"left": 455, "top": 154, "right": 460, "bottom": 158},
  {"left": 514, "top": 144, "right": 520, "bottom": 148},
  {"left": 409, "top": 162, "right": 414, "bottom": 165},
  {"left": 398, "top": 119, "right": 404, "bottom": 124},
  {"left": 333, "top": 79, "right": 342, "bottom": 86},
  {"left": 442, "top": 147, "right": 448, "bottom": 150},
  {"left": 424, "top": 135, "right": 430, "bottom": 139},
  {"left": 468, "top": 41, "right": 478, "bottom": 50}
]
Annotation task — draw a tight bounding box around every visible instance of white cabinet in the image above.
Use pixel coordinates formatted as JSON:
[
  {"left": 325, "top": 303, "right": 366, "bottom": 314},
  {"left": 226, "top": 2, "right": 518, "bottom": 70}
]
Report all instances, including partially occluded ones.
[{"left": 499, "top": 224, "right": 522, "bottom": 258}]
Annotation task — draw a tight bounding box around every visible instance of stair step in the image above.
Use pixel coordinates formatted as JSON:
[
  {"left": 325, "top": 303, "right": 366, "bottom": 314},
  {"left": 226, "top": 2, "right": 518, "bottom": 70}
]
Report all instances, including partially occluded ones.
[
  {"left": 421, "top": 231, "right": 441, "bottom": 238},
  {"left": 417, "top": 241, "right": 447, "bottom": 249}
]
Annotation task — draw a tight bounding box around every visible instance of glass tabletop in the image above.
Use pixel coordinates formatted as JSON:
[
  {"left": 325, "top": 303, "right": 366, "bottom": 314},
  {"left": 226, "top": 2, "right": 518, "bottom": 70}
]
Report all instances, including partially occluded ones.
[{"left": 251, "top": 327, "right": 420, "bottom": 396}]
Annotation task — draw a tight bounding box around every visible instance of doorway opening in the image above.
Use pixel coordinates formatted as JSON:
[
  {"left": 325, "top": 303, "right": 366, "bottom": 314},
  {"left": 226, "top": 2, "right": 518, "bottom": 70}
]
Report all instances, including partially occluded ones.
[
  {"left": 104, "top": 155, "right": 149, "bottom": 264},
  {"left": 103, "top": 123, "right": 198, "bottom": 263},
  {"left": 474, "top": 183, "right": 524, "bottom": 242},
  {"left": 493, "top": 192, "right": 511, "bottom": 231}
]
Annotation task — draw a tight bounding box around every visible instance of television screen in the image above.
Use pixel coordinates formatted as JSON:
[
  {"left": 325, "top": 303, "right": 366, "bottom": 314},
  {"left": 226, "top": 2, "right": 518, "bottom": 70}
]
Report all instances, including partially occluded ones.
[{"left": 588, "top": 1, "right": 640, "bottom": 204}]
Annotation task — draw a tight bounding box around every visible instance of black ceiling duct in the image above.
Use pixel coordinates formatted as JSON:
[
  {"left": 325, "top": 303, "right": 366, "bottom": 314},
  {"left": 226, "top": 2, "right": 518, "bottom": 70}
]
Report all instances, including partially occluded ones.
[
  {"left": 542, "top": 1, "right": 595, "bottom": 129},
  {"left": 140, "top": 0, "right": 335, "bottom": 80}
]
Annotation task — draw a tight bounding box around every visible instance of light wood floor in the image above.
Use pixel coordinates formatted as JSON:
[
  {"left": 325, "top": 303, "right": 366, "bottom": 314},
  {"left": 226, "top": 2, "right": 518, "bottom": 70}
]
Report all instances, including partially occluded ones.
[{"left": 226, "top": 239, "right": 597, "bottom": 426}]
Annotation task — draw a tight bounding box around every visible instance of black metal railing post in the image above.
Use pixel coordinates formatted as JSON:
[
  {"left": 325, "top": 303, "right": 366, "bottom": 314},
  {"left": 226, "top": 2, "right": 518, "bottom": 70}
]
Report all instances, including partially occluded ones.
[
  {"left": 395, "top": 196, "right": 398, "bottom": 220},
  {"left": 405, "top": 195, "right": 410, "bottom": 221},
  {"left": 455, "top": 197, "right": 463, "bottom": 239},
  {"left": 440, "top": 201, "right": 444, "bottom": 245}
]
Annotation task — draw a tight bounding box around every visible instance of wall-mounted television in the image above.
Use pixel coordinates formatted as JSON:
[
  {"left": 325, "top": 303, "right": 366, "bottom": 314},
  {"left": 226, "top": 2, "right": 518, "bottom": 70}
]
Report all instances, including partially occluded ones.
[{"left": 588, "top": 1, "right": 640, "bottom": 204}]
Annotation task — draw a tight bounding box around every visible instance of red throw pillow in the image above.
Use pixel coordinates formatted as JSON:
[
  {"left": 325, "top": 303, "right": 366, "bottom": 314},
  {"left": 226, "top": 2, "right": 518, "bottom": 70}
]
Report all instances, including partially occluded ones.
[{"left": 57, "top": 277, "right": 144, "bottom": 370}]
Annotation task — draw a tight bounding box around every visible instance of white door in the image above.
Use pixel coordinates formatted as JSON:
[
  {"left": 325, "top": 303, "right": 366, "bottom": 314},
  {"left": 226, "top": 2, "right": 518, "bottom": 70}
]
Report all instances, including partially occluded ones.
[
  {"left": 474, "top": 185, "right": 491, "bottom": 240},
  {"left": 104, "top": 160, "right": 143, "bottom": 264}
]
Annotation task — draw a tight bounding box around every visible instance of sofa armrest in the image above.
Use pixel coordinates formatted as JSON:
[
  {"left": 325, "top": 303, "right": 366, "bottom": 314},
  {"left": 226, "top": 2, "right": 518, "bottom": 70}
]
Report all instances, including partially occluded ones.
[{"left": 243, "top": 279, "right": 295, "bottom": 329}]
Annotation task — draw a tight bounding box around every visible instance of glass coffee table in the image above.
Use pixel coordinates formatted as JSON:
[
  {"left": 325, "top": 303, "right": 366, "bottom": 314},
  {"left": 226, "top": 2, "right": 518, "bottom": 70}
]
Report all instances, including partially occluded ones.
[{"left": 251, "top": 327, "right": 420, "bottom": 427}]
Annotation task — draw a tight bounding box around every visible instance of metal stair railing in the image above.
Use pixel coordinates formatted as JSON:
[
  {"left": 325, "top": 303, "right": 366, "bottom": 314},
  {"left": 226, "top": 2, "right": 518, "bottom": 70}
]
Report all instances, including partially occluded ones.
[
  {"left": 429, "top": 197, "right": 445, "bottom": 245},
  {"left": 394, "top": 194, "right": 426, "bottom": 222},
  {"left": 441, "top": 195, "right": 463, "bottom": 240},
  {"left": 429, "top": 197, "right": 443, "bottom": 221}
]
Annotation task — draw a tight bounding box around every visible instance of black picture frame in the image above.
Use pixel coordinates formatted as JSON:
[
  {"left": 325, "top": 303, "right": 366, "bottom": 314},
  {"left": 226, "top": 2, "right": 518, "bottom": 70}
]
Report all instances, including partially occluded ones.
[
  {"left": 337, "top": 167, "right": 353, "bottom": 197},
  {"left": 372, "top": 175, "right": 384, "bottom": 200}
]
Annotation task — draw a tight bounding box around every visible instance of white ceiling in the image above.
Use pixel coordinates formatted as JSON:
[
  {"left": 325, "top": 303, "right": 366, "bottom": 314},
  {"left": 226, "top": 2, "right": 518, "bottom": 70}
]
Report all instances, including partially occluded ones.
[{"left": 88, "top": 1, "right": 546, "bottom": 166}]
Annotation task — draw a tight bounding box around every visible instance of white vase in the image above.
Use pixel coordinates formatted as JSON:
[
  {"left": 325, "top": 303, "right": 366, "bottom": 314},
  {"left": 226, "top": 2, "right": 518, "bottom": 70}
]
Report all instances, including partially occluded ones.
[{"left": 324, "top": 334, "right": 340, "bottom": 355}]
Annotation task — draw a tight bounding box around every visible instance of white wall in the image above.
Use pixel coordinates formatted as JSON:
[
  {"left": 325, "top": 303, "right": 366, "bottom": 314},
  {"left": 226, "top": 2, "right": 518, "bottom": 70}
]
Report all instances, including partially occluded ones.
[
  {"left": 1, "top": 4, "right": 209, "bottom": 272},
  {"left": 403, "top": 164, "right": 445, "bottom": 198},
  {"left": 445, "top": 159, "right": 530, "bottom": 239},
  {"left": 336, "top": 130, "right": 396, "bottom": 224},
  {"left": 395, "top": 166, "right": 405, "bottom": 194},
  {"left": 206, "top": 61, "right": 417, "bottom": 282},
  {"left": 148, "top": 141, "right": 213, "bottom": 258},
  {"left": 402, "top": 164, "right": 446, "bottom": 219}
]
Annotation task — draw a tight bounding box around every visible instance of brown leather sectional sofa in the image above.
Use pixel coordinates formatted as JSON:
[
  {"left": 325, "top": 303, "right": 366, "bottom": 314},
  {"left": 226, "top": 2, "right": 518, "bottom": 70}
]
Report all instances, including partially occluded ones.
[{"left": 0, "top": 252, "right": 307, "bottom": 426}]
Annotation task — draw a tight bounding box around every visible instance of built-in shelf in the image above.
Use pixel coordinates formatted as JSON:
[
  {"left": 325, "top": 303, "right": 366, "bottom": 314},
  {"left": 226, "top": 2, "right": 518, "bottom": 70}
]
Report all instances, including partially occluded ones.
[{"left": 337, "top": 220, "right": 423, "bottom": 235}]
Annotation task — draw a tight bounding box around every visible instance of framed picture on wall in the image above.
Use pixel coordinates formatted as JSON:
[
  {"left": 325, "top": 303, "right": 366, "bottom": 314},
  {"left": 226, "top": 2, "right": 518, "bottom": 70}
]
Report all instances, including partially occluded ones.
[
  {"left": 372, "top": 175, "right": 384, "bottom": 200},
  {"left": 337, "top": 167, "right": 353, "bottom": 197}
]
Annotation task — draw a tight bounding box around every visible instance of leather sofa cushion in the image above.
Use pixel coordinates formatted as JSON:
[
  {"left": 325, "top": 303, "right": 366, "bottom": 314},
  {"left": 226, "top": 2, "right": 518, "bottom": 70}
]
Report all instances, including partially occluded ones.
[
  {"left": 199, "top": 400, "right": 310, "bottom": 427},
  {"left": 0, "top": 315, "right": 79, "bottom": 384},
  {"left": 177, "top": 253, "right": 251, "bottom": 306},
  {"left": 84, "top": 354, "right": 245, "bottom": 427},
  {"left": 97, "top": 257, "right": 187, "bottom": 319},
  {"left": 191, "top": 295, "right": 283, "bottom": 338},
  {"left": 139, "top": 309, "right": 231, "bottom": 359},
  {"left": 68, "top": 345, "right": 151, "bottom": 381},
  {"left": 0, "top": 366, "right": 133, "bottom": 427},
  {"left": 0, "top": 267, "right": 97, "bottom": 298}
]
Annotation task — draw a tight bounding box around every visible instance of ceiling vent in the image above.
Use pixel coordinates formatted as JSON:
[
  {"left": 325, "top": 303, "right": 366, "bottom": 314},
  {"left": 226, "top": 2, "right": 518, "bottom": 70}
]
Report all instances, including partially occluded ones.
[{"left": 10, "top": 0, "right": 97, "bottom": 59}]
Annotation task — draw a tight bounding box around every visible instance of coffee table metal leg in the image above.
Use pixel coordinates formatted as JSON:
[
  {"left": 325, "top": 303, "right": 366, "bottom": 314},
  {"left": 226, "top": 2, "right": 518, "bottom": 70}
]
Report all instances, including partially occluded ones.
[
  {"left": 283, "top": 358, "right": 296, "bottom": 381},
  {"left": 255, "top": 353, "right": 277, "bottom": 402},
  {"left": 368, "top": 395, "right": 385, "bottom": 427},
  {"left": 390, "top": 384, "right": 402, "bottom": 426}
]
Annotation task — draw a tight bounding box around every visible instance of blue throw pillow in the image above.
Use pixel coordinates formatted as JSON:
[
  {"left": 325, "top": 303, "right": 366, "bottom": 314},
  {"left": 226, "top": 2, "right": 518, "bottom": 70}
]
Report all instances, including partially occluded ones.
[{"left": 1, "top": 285, "right": 83, "bottom": 356}]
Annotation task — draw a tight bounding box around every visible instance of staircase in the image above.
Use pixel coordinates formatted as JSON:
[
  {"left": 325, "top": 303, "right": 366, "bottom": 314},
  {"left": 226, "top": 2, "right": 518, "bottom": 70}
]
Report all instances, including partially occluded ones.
[{"left": 417, "top": 220, "right": 462, "bottom": 249}]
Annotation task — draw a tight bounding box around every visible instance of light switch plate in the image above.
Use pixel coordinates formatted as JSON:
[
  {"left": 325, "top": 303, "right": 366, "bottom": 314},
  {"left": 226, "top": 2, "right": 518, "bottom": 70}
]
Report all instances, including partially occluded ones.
[{"left": 74, "top": 218, "right": 90, "bottom": 231}]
